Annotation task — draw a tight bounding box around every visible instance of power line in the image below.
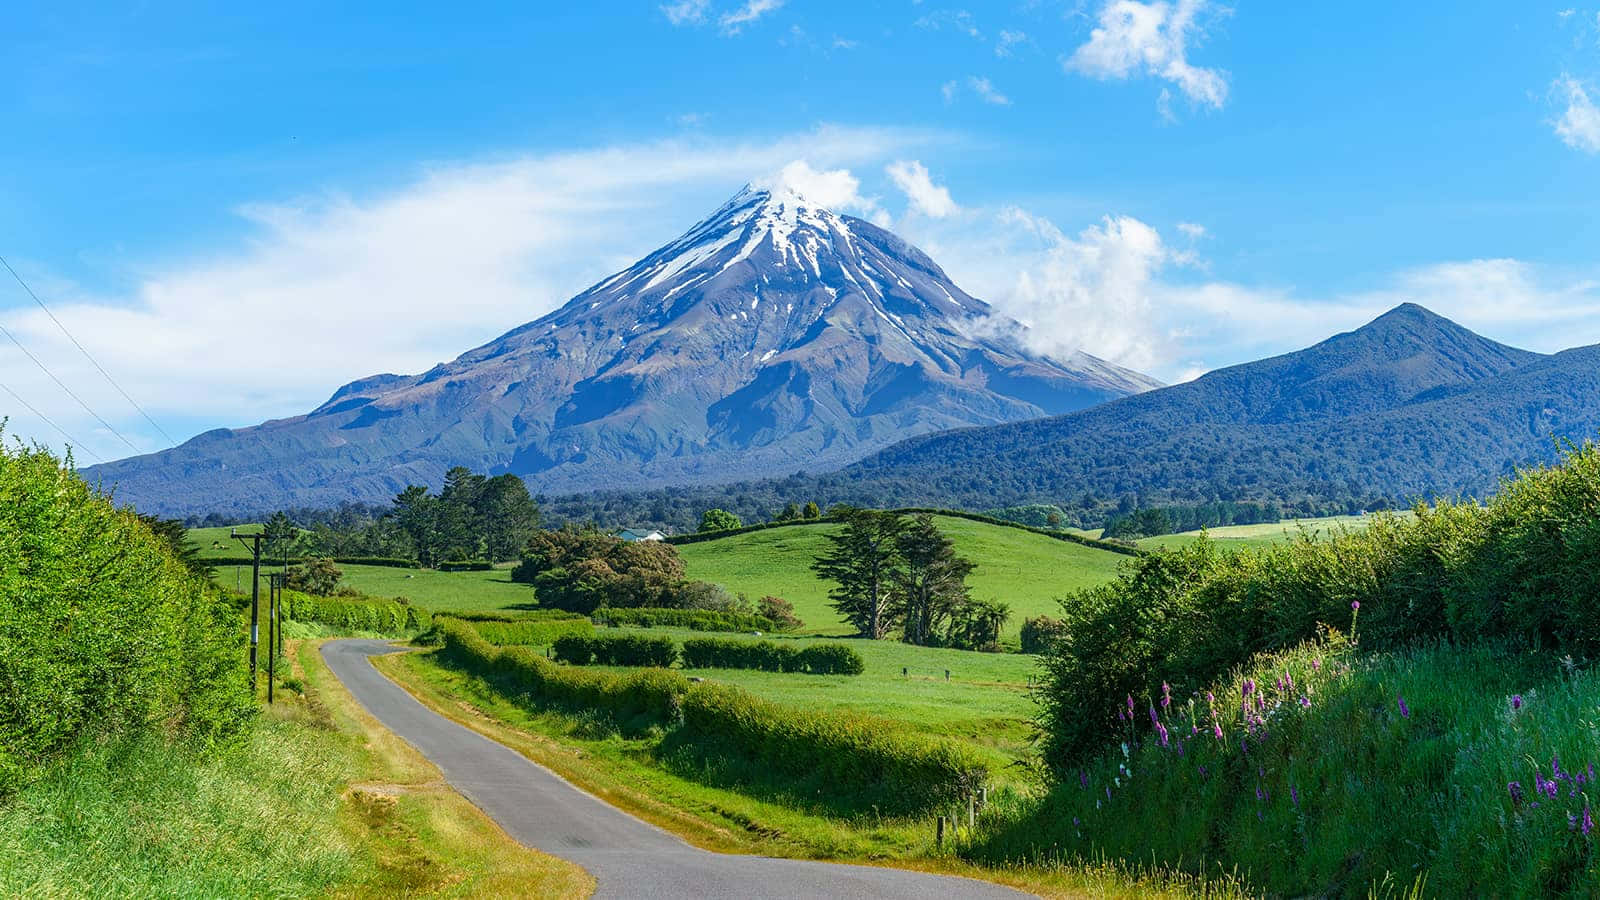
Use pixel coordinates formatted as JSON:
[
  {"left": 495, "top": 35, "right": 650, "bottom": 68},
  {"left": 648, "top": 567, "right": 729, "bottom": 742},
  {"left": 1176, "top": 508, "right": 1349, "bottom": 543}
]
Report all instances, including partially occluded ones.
[
  {"left": 0, "top": 379, "right": 106, "bottom": 463},
  {"left": 0, "top": 315, "right": 141, "bottom": 454},
  {"left": 1, "top": 254, "right": 179, "bottom": 448}
]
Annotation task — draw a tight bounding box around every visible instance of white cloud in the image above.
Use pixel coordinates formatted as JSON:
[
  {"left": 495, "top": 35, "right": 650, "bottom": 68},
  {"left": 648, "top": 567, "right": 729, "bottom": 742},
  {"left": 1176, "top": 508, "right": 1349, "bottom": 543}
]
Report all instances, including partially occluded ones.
[
  {"left": 661, "top": 0, "right": 709, "bottom": 26},
  {"left": 968, "top": 76, "right": 1012, "bottom": 106},
  {"left": 719, "top": 0, "right": 784, "bottom": 34},
  {"left": 0, "top": 126, "right": 933, "bottom": 461},
  {"left": 1176, "top": 221, "right": 1207, "bottom": 240},
  {"left": 1066, "top": 0, "right": 1230, "bottom": 113},
  {"left": 915, "top": 9, "right": 982, "bottom": 40},
  {"left": 1553, "top": 76, "right": 1600, "bottom": 153},
  {"left": 995, "top": 29, "right": 1028, "bottom": 57},
  {"left": 832, "top": 36, "right": 859, "bottom": 50},
  {"left": 758, "top": 160, "right": 881, "bottom": 216},
  {"left": 886, "top": 160, "right": 959, "bottom": 218},
  {"left": 941, "top": 80, "right": 959, "bottom": 103}
]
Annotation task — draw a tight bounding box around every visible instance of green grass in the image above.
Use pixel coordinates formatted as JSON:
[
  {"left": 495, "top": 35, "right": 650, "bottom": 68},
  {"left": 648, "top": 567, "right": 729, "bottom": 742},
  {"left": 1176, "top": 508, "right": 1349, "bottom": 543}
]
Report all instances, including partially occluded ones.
[
  {"left": 677, "top": 516, "right": 1129, "bottom": 638},
  {"left": 1127, "top": 512, "right": 1411, "bottom": 552},
  {"left": 211, "top": 561, "right": 534, "bottom": 613}
]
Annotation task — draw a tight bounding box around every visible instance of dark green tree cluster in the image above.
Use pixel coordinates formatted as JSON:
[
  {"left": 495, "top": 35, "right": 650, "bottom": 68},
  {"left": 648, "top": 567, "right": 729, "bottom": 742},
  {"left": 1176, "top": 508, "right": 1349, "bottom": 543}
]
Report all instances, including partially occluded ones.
[
  {"left": 771, "top": 501, "right": 824, "bottom": 523},
  {"left": 811, "top": 509, "right": 1008, "bottom": 649},
  {"left": 392, "top": 467, "right": 540, "bottom": 566},
  {"left": 511, "top": 526, "right": 734, "bottom": 615}
]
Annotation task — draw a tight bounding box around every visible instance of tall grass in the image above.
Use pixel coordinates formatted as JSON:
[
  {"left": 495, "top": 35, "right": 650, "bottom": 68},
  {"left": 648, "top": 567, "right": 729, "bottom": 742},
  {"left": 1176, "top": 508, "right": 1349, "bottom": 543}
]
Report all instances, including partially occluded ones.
[
  {"left": 973, "top": 636, "right": 1600, "bottom": 895},
  {"left": 0, "top": 719, "right": 361, "bottom": 896}
]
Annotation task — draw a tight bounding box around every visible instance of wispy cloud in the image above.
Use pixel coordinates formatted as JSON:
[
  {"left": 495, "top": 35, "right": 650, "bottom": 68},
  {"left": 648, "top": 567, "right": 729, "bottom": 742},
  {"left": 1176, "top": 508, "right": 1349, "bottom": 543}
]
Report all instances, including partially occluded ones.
[
  {"left": 995, "top": 29, "right": 1028, "bottom": 57},
  {"left": 968, "top": 76, "right": 1012, "bottom": 105},
  {"left": 0, "top": 127, "right": 935, "bottom": 461},
  {"left": 661, "top": 0, "right": 710, "bottom": 26},
  {"left": 719, "top": 0, "right": 784, "bottom": 34},
  {"left": 1065, "top": 0, "right": 1231, "bottom": 114},
  {"left": 1553, "top": 76, "right": 1600, "bottom": 153}
]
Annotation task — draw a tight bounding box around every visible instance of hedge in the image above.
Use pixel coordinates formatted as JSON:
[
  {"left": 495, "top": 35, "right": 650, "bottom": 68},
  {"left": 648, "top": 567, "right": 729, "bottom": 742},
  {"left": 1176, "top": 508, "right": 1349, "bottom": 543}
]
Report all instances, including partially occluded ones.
[
  {"left": 474, "top": 618, "right": 594, "bottom": 647},
  {"left": 680, "top": 638, "right": 864, "bottom": 675},
  {"left": 204, "top": 555, "right": 421, "bottom": 569},
  {"left": 432, "top": 618, "right": 986, "bottom": 816},
  {"left": 435, "top": 618, "right": 684, "bottom": 732},
  {"left": 677, "top": 682, "right": 988, "bottom": 816},
  {"left": 595, "top": 607, "right": 776, "bottom": 633},
  {"left": 551, "top": 633, "right": 678, "bottom": 668},
  {"left": 437, "top": 559, "right": 494, "bottom": 572},
  {"left": 280, "top": 591, "right": 429, "bottom": 634},
  {"left": 0, "top": 441, "right": 253, "bottom": 792}
]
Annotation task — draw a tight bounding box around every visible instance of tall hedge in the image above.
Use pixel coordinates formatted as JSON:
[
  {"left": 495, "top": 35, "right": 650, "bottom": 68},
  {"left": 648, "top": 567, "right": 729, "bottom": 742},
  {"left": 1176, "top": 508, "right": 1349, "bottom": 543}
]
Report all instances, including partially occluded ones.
[
  {"left": 0, "top": 441, "right": 253, "bottom": 791},
  {"left": 473, "top": 618, "right": 594, "bottom": 647},
  {"left": 551, "top": 633, "right": 677, "bottom": 668},
  {"left": 679, "top": 638, "right": 863, "bottom": 675}
]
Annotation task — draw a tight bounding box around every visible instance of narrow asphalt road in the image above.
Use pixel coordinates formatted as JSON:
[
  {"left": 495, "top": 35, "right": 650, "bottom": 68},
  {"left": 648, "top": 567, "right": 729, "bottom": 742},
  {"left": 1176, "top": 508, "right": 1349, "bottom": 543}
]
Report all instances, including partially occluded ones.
[{"left": 321, "top": 640, "right": 1030, "bottom": 900}]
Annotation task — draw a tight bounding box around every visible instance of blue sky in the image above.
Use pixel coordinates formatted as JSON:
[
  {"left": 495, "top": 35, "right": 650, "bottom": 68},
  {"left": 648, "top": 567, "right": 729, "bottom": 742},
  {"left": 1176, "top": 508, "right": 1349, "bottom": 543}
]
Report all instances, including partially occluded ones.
[{"left": 3, "top": 1, "right": 1599, "bottom": 463}]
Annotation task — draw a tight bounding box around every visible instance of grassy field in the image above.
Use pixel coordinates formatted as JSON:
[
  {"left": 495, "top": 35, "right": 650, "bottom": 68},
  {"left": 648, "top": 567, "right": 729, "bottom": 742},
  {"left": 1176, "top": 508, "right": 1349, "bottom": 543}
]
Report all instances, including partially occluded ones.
[
  {"left": 677, "top": 516, "right": 1129, "bottom": 638},
  {"left": 1120, "top": 512, "right": 1406, "bottom": 552}
]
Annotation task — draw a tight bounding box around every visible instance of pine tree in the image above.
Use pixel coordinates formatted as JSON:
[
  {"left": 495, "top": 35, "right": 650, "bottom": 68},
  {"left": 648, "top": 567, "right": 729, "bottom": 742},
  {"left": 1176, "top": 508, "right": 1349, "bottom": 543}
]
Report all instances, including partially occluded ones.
[
  {"left": 811, "top": 507, "right": 907, "bottom": 639},
  {"left": 890, "top": 514, "right": 975, "bottom": 646}
]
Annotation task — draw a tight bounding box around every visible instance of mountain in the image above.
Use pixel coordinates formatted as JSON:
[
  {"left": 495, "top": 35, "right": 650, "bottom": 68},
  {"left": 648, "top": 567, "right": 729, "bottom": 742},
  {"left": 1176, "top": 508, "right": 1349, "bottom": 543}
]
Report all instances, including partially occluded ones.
[
  {"left": 87, "top": 185, "right": 1160, "bottom": 517},
  {"left": 539, "top": 304, "right": 1600, "bottom": 531}
]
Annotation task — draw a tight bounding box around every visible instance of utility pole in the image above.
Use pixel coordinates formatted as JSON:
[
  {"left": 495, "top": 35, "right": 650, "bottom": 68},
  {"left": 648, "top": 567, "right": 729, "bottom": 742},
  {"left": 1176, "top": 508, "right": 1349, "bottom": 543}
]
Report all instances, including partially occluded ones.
[{"left": 232, "top": 528, "right": 265, "bottom": 693}]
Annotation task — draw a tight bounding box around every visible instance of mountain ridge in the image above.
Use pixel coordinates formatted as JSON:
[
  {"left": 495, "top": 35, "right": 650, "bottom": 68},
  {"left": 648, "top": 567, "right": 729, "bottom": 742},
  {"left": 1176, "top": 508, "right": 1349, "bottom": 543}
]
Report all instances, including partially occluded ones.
[{"left": 86, "top": 185, "right": 1160, "bottom": 517}]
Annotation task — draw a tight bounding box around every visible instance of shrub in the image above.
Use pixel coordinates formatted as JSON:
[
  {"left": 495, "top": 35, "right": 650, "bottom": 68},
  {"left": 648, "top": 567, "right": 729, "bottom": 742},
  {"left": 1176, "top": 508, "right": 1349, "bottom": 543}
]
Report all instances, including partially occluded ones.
[
  {"left": 1019, "top": 615, "right": 1066, "bottom": 654},
  {"left": 797, "top": 644, "right": 866, "bottom": 675},
  {"left": 284, "top": 558, "right": 343, "bottom": 595},
  {"left": 680, "top": 638, "right": 804, "bottom": 673},
  {"left": 676, "top": 683, "right": 986, "bottom": 816},
  {"left": 436, "top": 559, "right": 493, "bottom": 572},
  {"left": 552, "top": 633, "right": 677, "bottom": 668},
  {"left": 594, "top": 607, "right": 775, "bottom": 633},
  {"left": 756, "top": 595, "right": 803, "bottom": 631},
  {"left": 0, "top": 439, "right": 253, "bottom": 788}
]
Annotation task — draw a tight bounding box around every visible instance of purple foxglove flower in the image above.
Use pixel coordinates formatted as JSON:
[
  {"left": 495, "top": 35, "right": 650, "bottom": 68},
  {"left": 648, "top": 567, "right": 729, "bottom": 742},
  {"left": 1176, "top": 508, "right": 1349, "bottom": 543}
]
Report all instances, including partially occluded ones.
[
  {"left": 1080, "top": 771, "right": 1089, "bottom": 790},
  {"left": 1213, "top": 722, "right": 1223, "bottom": 740},
  {"left": 1243, "top": 679, "right": 1255, "bottom": 698},
  {"left": 1158, "top": 723, "right": 1169, "bottom": 747},
  {"left": 1300, "top": 696, "right": 1312, "bottom": 708},
  {"left": 1312, "top": 658, "right": 1321, "bottom": 671},
  {"left": 1206, "top": 691, "right": 1215, "bottom": 704},
  {"left": 1127, "top": 694, "right": 1135, "bottom": 712},
  {"left": 1509, "top": 781, "right": 1523, "bottom": 804},
  {"left": 1510, "top": 694, "right": 1522, "bottom": 711},
  {"left": 1150, "top": 706, "right": 1159, "bottom": 725},
  {"left": 1585, "top": 806, "right": 1594, "bottom": 837},
  {"left": 1397, "top": 695, "right": 1410, "bottom": 718},
  {"left": 1553, "top": 756, "right": 1562, "bottom": 778},
  {"left": 1291, "top": 786, "right": 1300, "bottom": 807},
  {"left": 1351, "top": 601, "right": 1360, "bottom": 611}
]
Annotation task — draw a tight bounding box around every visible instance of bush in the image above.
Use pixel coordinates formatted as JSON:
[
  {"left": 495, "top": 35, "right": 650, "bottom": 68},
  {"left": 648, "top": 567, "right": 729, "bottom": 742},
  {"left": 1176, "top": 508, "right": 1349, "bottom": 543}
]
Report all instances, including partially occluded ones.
[
  {"left": 436, "top": 559, "right": 493, "bottom": 572},
  {"left": 280, "top": 591, "right": 429, "bottom": 634},
  {"left": 676, "top": 683, "right": 986, "bottom": 816},
  {"left": 551, "top": 633, "right": 677, "bottom": 668},
  {"left": 797, "top": 644, "right": 866, "bottom": 675},
  {"left": 1019, "top": 615, "right": 1066, "bottom": 654},
  {"left": 680, "top": 638, "right": 804, "bottom": 673},
  {"left": 284, "top": 558, "right": 343, "bottom": 595},
  {"left": 595, "top": 607, "right": 775, "bottom": 633},
  {"left": 756, "top": 595, "right": 803, "bottom": 631},
  {"left": 0, "top": 440, "right": 253, "bottom": 787}
]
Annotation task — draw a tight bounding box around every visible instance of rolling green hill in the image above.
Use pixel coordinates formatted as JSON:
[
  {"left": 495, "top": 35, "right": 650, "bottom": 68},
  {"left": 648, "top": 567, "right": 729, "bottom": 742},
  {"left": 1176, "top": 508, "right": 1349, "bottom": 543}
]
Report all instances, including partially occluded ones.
[{"left": 677, "top": 515, "right": 1129, "bottom": 638}]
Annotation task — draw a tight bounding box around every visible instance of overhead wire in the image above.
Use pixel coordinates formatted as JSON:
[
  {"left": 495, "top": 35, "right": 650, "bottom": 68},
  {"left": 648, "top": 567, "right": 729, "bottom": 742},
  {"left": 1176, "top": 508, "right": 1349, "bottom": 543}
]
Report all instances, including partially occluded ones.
[
  {"left": 0, "top": 379, "right": 106, "bottom": 463},
  {"left": 0, "top": 253, "right": 177, "bottom": 448}
]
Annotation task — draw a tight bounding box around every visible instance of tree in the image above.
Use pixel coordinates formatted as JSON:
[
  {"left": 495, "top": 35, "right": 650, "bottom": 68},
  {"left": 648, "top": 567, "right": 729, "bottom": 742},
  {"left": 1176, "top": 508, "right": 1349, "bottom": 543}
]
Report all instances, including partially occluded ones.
[
  {"left": 263, "top": 511, "right": 298, "bottom": 567},
  {"left": 890, "top": 514, "right": 976, "bottom": 646},
  {"left": 392, "top": 485, "right": 442, "bottom": 567},
  {"left": 776, "top": 502, "right": 801, "bottom": 522},
  {"left": 437, "top": 466, "right": 485, "bottom": 559},
  {"left": 802, "top": 501, "right": 821, "bottom": 519},
  {"left": 476, "top": 474, "right": 540, "bottom": 562},
  {"left": 699, "top": 508, "right": 742, "bottom": 533},
  {"left": 949, "top": 598, "right": 1011, "bottom": 652},
  {"left": 285, "top": 558, "right": 344, "bottom": 596},
  {"left": 136, "top": 514, "right": 213, "bottom": 578},
  {"left": 811, "top": 507, "right": 907, "bottom": 639},
  {"left": 757, "top": 595, "right": 803, "bottom": 631}
]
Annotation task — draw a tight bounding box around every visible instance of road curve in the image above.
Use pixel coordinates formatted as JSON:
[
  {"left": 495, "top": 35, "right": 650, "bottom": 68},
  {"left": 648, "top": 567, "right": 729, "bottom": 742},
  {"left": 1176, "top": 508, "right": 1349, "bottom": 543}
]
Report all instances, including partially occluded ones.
[{"left": 321, "top": 640, "right": 1030, "bottom": 900}]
